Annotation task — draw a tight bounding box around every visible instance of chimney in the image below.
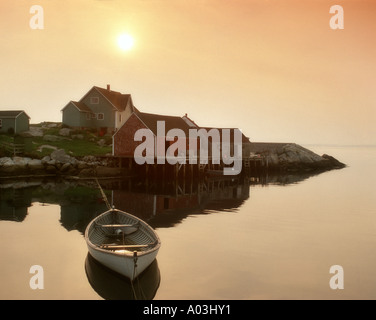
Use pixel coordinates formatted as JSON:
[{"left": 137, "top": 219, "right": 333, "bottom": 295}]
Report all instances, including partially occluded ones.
[{"left": 107, "top": 84, "right": 111, "bottom": 91}]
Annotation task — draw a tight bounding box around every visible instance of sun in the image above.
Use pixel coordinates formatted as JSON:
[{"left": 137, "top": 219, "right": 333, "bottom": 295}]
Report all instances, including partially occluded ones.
[{"left": 117, "top": 34, "right": 135, "bottom": 51}]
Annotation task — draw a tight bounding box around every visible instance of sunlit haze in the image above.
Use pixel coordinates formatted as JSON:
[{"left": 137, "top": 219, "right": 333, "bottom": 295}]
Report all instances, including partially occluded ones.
[
  {"left": 1, "top": 0, "right": 375, "bottom": 145},
  {"left": 117, "top": 33, "right": 134, "bottom": 51}
]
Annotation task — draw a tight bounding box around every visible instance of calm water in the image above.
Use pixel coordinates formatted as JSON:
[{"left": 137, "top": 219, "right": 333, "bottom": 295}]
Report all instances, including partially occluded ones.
[{"left": 0, "top": 146, "right": 375, "bottom": 300}]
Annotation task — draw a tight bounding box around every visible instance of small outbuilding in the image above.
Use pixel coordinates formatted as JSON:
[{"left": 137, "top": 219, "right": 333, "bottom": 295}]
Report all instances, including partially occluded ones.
[{"left": 0, "top": 110, "right": 30, "bottom": 134}]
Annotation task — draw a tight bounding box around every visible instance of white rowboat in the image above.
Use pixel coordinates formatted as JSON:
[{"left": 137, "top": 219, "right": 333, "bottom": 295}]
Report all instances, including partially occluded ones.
[{"left": 85, "top": 208, "right": 161, "bottom": 281}]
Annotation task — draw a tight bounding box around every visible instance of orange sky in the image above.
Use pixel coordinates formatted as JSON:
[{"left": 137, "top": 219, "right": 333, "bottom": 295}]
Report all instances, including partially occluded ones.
[{"left": 0, "top": 0, "right": 375, "bottom": 145}]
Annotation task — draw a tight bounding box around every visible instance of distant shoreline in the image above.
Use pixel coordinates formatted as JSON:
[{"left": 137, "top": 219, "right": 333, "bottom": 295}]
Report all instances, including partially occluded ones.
[
  {"left": 0, "top": 142, "right": 345, "bottom": 180},
  {"left": 0, "top": 123, "right": 346, "bottom": 180},
  {"left": 248, "top": 142, "right": 346, "bottom": 172}
]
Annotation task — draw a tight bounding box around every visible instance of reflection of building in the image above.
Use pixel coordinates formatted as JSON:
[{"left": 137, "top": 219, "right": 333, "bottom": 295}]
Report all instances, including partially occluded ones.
[
  {"left": 59, "top": 203, "right": 108, "bottom": 234},
  {"left": 112, "top": 189, "right": 200, "bottom": 221},
  {"left": 112, "top": 177, "right": 250, "bottom": 228},
  {"left": 0, "top": 188, "right": 31, "bottom": 222}
]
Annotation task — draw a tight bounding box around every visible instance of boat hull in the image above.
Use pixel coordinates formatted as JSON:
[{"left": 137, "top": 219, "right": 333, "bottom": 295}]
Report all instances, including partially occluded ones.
[{"left": 87, "top": 245, "right": 159, "bottom": 280}]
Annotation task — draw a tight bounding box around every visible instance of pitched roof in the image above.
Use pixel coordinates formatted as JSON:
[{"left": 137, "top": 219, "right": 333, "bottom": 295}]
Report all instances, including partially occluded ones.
[
  {"left": 135, "top": 111, "right": 193, "bottom": 136},
  {"left": 199, "top": 127, "right": 251, "bottom": 143},
  {"left": 182, "top": 113, "right": 200, "bottom": 128},
  {"left": 93, "top": 86, "right": 133, "bottom": 112},
  {"left": 0, "top": 110, "right": 30, "bottom": 119},
  {"left": 70, "top": 101, "right": 92, "bottom": 113}
]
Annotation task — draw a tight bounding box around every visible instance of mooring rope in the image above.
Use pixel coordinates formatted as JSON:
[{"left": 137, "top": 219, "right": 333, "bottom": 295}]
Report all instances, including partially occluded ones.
[
  {"left": 95, "top": 178, "right": 112, "bottom": 210},
  {"left": 95, "top": 178, "right": 143, "bottom": 300}
]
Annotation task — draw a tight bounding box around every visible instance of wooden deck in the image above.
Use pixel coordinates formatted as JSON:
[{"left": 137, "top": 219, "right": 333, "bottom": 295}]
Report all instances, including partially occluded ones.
[{"left": 95, "top": 154, "right": 269, "bottom": 181}]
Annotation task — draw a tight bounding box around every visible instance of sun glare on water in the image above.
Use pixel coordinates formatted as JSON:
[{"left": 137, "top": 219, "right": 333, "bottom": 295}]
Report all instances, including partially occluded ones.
[{"left": 117, "top": 34, "right": 135, "bottom": 51}]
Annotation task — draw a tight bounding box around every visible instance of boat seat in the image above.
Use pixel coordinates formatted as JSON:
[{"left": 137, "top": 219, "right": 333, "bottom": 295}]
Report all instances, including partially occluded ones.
[
  {"left": 100, "top": 244, "right": 150, "bottom": 250},
  {"left": 98, "top": 224, "right": 138, "bottom": 228}
]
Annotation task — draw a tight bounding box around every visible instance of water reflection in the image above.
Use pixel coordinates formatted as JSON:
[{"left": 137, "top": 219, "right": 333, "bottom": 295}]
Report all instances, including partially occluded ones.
[
  {"left": 111, "top": 176, "right": 250, "bottom": 228},
  {"left": 0, "top": 187, "right": 31, "bottom": 221},
  {"left": 0, "top": 172, "right": 323, "bottom": 228},
  {"left": 0, "top": 170, "right": 335, "bottom": 300},
  {"left": 85, "top": 254, "right": 160, "bottom": 300}
]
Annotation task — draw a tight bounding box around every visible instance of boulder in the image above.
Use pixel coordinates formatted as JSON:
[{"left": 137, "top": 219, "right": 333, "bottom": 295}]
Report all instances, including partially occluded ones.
[
  {"left": 97, "top": 139, "right": 106, "bottom": 147},
  {"left": 82, "top": 155, "right": 100, "bottom": 167},
  {"left": 37, "top": 145, "right": 58, "bottom": 153},
  {"left": 12, "top": 157, "right": 30, "bottom": 168},
  {"left": 77, "top": 161, "right": 89, "bottom": 170},
  {"left": 0, "top": 157, "right": 13, "bottom": 166},
  {"left": 43, "top": 135, "right": 66, "bottom": 142},
  {"left": 60, "top": 163, "right": 71, "bottom": 173},
  {"left": 47, "top": 159, "right": 57, "bottom": 166},
  {"left": 82, "top": 155, "right": 97, "bottom": 163},
  {"left": 250, "top": 142, "right": 345, "bottom": 172},
  {"left": 23, "top": 126, "right": 44, "bottom": 137},
  {"left": 27, "top": 159, "right": 44, "bottom": 171},
  {"left": 59, "top": 128, "right": 71, "bottom": 137},
  {"left": 0, "top": 157, "right": 15, "bottom": 173},
  {"left": 41, "top": 156, "right": 51, "bottom": 164},
  {"left": 322, "top": 154, "right": 346, "bottom": 169},
  {"left": 266, "top": 153, "right": 279, "bottom": 166},
  {"left": 46, "top": 123, "right": 58, "bottom": 128},
  {"left": 11, "top": 158, "right": 32, "bottom": 175},
  {"left": 51, "top": 149, "right": 72, "bottom": 164},
  {"left": 72, "top": 134, "right": 84, "bottom": 140}
]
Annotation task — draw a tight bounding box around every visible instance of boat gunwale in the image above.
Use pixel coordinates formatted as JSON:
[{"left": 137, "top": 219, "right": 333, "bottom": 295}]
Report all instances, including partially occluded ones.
[{"left": 85, "top": 209, "right": 161, "bottom": 258}]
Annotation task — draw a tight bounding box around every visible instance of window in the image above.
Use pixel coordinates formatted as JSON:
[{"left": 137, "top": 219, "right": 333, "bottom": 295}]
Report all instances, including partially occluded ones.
[
  {"left": 97, "top": 113, "right": 104, "bottom": 120},
  {"left": 119, "top": 114, "right": 122, "bottom": 123},
  {"left": 86, "top": 113, "right": 91, "bottom": 120},
  {"left": 0, "top": 119, "right": 2, "bottom": 128},
  {"left": 91, "top": 113, "right": 97, "bottom": 119},
  {"left": 90, "top": 97, "right": 99, "bottom": 104}
]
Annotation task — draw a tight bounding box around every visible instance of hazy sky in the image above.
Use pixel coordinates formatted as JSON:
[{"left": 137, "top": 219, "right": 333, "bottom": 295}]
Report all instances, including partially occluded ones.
[{"left": 1, "top": 0, "right": 375, "bottom": 145}]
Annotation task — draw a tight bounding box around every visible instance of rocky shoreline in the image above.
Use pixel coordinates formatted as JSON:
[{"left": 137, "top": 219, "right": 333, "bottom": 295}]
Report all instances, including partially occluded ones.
[
  {"left": 249, "top": 142, "right": 346, "bottom": 172},
  {"left": 0, "top": 149, "right": 126, "bottom": 179},
  {"left": 0, "top": 143, "right": 345, "bottom": 179}
]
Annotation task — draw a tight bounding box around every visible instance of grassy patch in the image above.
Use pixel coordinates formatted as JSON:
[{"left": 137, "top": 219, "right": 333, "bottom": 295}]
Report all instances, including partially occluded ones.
[
  {"left": 26, "top": 137, "right": 112, "bottom": 158},
  {"left": 0, "top": 134, "right": 16, "bottom": 157},
  {"left": 1, "top": 125, "right": 112, "bottom": 158}
]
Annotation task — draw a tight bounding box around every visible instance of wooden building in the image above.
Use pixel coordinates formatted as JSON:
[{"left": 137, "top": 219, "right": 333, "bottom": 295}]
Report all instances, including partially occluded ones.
[
  {"left": 113, "top": 110, "right": 252, "bottom": 162},
  {"left": 0, "top": 110, "right": 30, "bottom": 134},
  {"left": 113, "top": 110, "right": 198, "bottom": 160},
  {"left": 61, "top": 85, "right": 135, "bottom": 134}
]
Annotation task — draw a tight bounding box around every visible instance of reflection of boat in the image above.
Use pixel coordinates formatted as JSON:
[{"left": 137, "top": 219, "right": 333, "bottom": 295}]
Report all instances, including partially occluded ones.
[
  {"left": 85, "top": 208, "right": 161, "bottom": 280},
  {"left": 85, "top": 253, "right": 161, "bottom": 300}
]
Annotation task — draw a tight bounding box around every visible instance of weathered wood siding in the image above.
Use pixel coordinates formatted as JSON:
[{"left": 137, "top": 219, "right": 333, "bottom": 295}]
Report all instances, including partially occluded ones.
[
  {"left": 113, "top": 113, "right": 149, "bottom": 157},
  {"left": 62, "top": 103, "right": 90, "bottom": 128},
  {"left": 81, "top": 88, "right": 115, "bottom": 130},
  {"left": 0, "top": 118, "right": 15, "bottom": 134},
  {"left": 0, "top": 113, "right": 29, "bottom": 134},
  {"left": 115, "top": 99, "right": 133, "bottom": 131},
  {"left": 15, "top": 113, "right": 30, "bottom": 133}
]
